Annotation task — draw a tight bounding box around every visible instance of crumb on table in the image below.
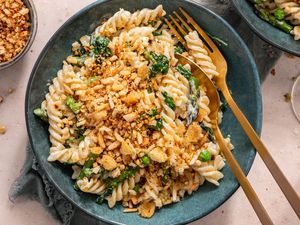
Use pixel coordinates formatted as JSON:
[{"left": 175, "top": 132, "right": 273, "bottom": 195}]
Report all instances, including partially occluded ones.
[
  {"left": 0, "top": 96, "right": 3, "bottom": 103},
  {"left": 284, "top": 52, "right": 295, "bottom": 59},
  {"left": 284, "top": 93, "right": 292, "bottom": 102},
  {"left": 0, "top": 0, "right": 31, "bottom": 63},
  {"left": 8, "top": 88, "right": 14, "bottom": 94},
  {"left": 270, "top": 68, "right": 276, "bottom": 76},
  {"left": 0, "top": 125, "right": 6, "bottom": 135}
]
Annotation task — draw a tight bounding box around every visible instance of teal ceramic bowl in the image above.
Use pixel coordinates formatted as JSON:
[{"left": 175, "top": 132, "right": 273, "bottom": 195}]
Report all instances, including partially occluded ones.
[
  {"left": 25, "top": 0, "right": 262, "bottom": 224},
  {"left": 232, "top": 0, "right": 300, "bottom": 56}
]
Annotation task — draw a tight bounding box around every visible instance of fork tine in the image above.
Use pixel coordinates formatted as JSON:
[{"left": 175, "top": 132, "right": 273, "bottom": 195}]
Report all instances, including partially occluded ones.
[
  {"left": 173, "top": 11, "right": 193, "bottom": 33},
  {"left": 169, "top": 15, "right": 187, "bottom": 36},
  {"left": 179, "top": 7, "right": 217, "bottom": 51},
  {"left": 164, "top": 18, "right": 188, "bottom": 50}
]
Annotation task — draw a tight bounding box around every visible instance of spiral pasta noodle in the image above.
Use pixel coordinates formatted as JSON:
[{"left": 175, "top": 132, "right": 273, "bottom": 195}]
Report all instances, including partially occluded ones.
[{"left": 185, "top": 31, "right": 219, "bottom": 79}]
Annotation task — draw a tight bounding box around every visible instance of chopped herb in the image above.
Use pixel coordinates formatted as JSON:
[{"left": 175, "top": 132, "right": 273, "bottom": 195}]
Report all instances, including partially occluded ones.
[
  {"left": 77, "top": 153, "right": 99, "bottom": 180},
  {"left": 64, "top": 137, "right": 75, "bottom": 148},
  {"left": 141, "top": 155, "right": 151, "bottom": 166},
  {"left": 91, "top": 36, "right": 112, "bottom": 58},
  {"left": 200, "top": 122, "right": 216, "bottom": 143},
  {"left": 153, "top": 30, "right": 162, "bottom": 36},
  {"left": 66, "top": 96, "right": 80, "bottom": 114},
  {"left": 77, "top": 168, "right": 93, "bottom": 180},
  {"left": 76, "top": 127, "right": 86, "bottom": 141},
  {"left": 162, "top": 92, "right": 175, "bottom": 110},
  {"left": 133, "top": 184, "right": 140, "bottom": 193},
  {"left": 161, "top": 168, "right": 170, "bottom": 185},
  {"left": 174, "top": 43, "right": 185, "bottom": 54},
  {"left": 148, "top": 107, "right": 158, "bottom": 117},
  {"left": 148, "top": 118, "right": 163, "bottom": 131},
  {"left": 144, "top": 51, "right": 169, "bottom": 78},
  {"left": 199, "top": 149, "right": 211, "bottom": 162},
  {"left": 33, "top": 108, "right": 48, "bottom": 122},
  {"left": 96, "top": 167, "right": 140, "bottom": 204},
  {"left": 176, "top": 64, "right": 192, "bottom": 80},
  {"left": 149, "top": 21, "right": 155, "bottom": 26},
  {"left": 86, "top": 76, "right": 100, "bottom": 84}
]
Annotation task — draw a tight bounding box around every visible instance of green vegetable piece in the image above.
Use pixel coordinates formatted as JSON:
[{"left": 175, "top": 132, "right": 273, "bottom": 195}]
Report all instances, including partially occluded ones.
[
  {"left": 144, "top": 51, "right": 169, "bottom": 78},
  {"left": 77, "top": 168, "right": 93, "bottom": 180},
  {"left": 174, "top": 44, "right": 185, "bottom": 54},
  {"left": 73, "top": 183, "right": 79, "bottom": 190},
  {"left": 162, "top": 92, "right": 176, "bottom": 110},
  {"left": 274, "top": 8, "right": 285, "bottom": 20},
  {"left": 96, "top": 167, "right": 140, "bottom": 204},
  {"left": 66, "top": 96, "right": 80, "bottom": 114},
  {"left": 33, "top": 108, "right": 48, "bottom": 122},
  {"left": 91, "top": 36, "right": 112, "bottom": 58},
  {"left": 133, "top": 184, "right": 140, "bottom": 193},
  {"left": 199, "top": 149, "right": 212, "bottom": 162},
  {"left": 141, "top": 155, "right": 151, "bottom": 166},
  {"left": 153, "top": 31, "right": 162, "bottom": 36},
  {"left": 200, "top": 122, "right": 216, "bottom": 143},
  {"left": 156, "top": 118, "right": 163, "bottom": 130},
  {"left": 176, "top": 64, "right": 192, "bottom": 80},
  {"left": 148, "top": 118, "right": 163, "bottom": 131},
  {"left": 161, "top": 168, "right": 170, "bottom": 185},
  {"left": 189, "top": 77, "right": 200, "bottom": 92},
  {"left": 86, "top": 76, "right": 100, "bottom": 84},
  {"left": 255, "top": 5, "right": 293, "bottom": 33},
  {"left": 148, "top": 108, "right": 158, "bottom": 117},
  {"left": 149, "top": 21, "right": 155, "bottom": 26},
  {"left": 76, "top": 127, "right": 85, "bottom": 141},
  {"left": 206, "top": 32, "right": 228, "bottom": 47},
  {"left": 77, "top": 153, "right": 98, "bottom": 180}
]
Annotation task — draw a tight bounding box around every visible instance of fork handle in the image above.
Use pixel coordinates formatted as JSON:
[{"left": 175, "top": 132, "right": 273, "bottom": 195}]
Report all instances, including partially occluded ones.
[
  {"left": 220, "top": 83, "right": 300, "bottom": 219},
  {"left": 214, "top": 126, "right": 274, "bottom": 225}
]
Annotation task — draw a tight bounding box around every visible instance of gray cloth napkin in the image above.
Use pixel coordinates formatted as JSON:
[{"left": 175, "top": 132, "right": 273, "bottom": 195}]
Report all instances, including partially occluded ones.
[{"left": 9, "top": 1, "right": 282, "bottom": 225}]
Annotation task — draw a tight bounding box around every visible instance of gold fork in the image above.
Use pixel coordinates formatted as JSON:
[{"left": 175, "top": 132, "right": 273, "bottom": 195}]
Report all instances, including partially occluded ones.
[
  {"left": 176, "top": 54, "right": 273, "bottom": 225},
  {"left": 165, "top": 6, "right": 300, "bottom": 220}
]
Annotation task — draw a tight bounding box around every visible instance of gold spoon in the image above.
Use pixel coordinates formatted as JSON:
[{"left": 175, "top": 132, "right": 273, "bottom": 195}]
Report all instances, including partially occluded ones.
[{"left": 176, "top": 54, "right": 273, "bottom": 225}]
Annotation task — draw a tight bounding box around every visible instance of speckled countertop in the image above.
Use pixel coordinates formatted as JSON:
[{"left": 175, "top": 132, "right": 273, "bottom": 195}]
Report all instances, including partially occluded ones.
[{"left": 0, "top": 1, "right": 300, "bottom": 225}]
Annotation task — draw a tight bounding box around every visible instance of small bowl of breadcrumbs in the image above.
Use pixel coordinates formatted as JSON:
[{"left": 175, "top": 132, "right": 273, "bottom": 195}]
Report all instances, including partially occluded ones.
[{"left": 0, "top": 0, "right": 37, "bottom": 70}]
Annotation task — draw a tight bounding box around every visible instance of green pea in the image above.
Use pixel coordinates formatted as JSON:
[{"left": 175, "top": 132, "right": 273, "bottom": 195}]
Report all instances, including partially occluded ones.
[
  {"left": 141, "top": 155, "right": 151, "bottom": 166},
  {"left": 199, "top": 149, "right": 211, "bottom": 162}
]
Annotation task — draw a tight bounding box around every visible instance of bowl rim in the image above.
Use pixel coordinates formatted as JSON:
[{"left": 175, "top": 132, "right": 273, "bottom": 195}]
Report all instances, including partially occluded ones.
[
  {"left": 25, "top": 0, "right": 262, "bottom": 224},
  {"left": 0, "top": 0, "right": 38, "bottom": 70},
  {"left": 231, "top": 0, "right": 300, "bottom": 57}
]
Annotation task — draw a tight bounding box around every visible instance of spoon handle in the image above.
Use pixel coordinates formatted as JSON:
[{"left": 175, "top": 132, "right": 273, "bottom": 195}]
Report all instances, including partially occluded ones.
[
  {"left": 220, "top": 83, "right": 300, "bottom": 219},
  {"left": 214, "top": 126, "right": 274, "bottom": 225}
]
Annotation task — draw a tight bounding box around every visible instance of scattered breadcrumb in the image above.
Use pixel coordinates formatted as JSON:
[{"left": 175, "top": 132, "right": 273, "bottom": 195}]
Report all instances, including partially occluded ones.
[
  {"left": 0, "top": 125, "right": 6, "bottom": 135},
  {"left": 270, "top": 68, "right": 276, "bottom": 76},
  {"left": 8, "top": 88, "right": 14, "bottom": 94},
  {"left": 0, "top": 96, "right": 3, "bottom": 103},
  {"left": 284, "top": 93, "right": 292, "bottom": 102},
  {"left": 123, "top": 208, "right": 138, "bottom": 213},
  {"left": 284, "top": 53, "right": 295, "bottom": 59},
  {"left": 0, "top": 0, "right": 31, "bottom": 62}
]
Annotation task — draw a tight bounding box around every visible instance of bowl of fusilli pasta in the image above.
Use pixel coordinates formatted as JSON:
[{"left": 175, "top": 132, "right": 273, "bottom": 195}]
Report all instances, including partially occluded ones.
[
  {"left": 26, "top": 1, "right": 262, "bottom": 224},
  {"left": 232, "top": 0, "right": 300, "bottom": 56}
]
